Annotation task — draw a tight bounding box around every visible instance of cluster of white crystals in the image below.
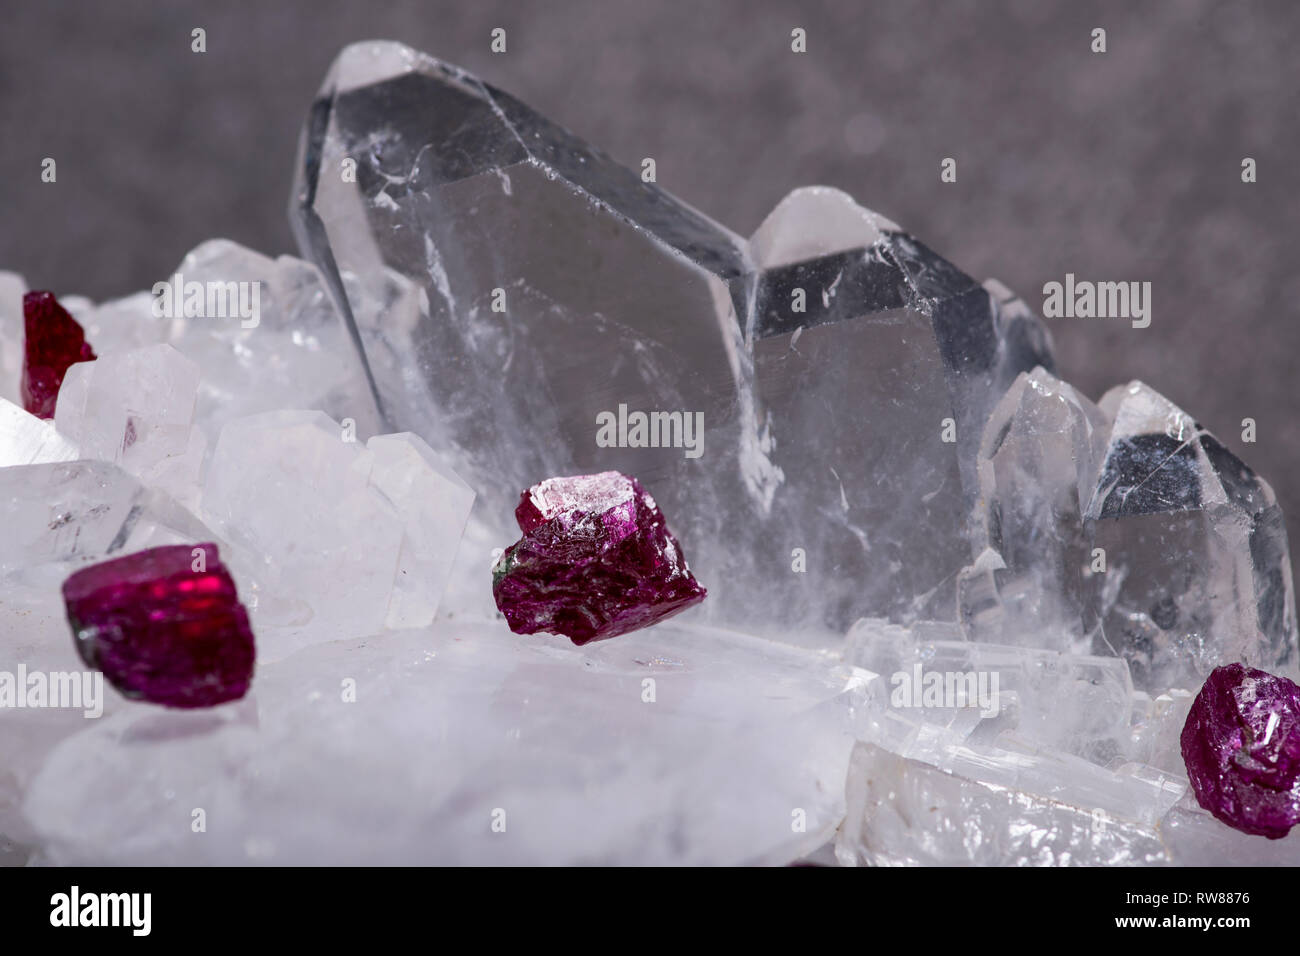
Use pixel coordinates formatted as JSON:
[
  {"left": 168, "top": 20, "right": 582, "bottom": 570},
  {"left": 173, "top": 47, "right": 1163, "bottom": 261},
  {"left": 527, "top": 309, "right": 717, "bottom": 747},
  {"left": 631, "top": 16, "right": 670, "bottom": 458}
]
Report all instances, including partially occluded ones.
[{"left": 1, "top": 40, "right": 1297, "bottom": 866}]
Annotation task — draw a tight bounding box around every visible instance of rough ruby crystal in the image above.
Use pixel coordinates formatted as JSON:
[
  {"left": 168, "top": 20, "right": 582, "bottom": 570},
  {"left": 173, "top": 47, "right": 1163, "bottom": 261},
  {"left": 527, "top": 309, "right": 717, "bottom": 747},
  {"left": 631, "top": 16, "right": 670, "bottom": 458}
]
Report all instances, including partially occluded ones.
[
  {"left": 493, "top": 471, "right": 707, "bottom": 644},
  {"left": 21, "top": 290, "right": 96, "bottom": 419},
  {"left": 1180, "top": 663, "right": 1300, "bottom": 838},
  {"left": 62, "top": 542, "right": 256, "bottom": 708}
]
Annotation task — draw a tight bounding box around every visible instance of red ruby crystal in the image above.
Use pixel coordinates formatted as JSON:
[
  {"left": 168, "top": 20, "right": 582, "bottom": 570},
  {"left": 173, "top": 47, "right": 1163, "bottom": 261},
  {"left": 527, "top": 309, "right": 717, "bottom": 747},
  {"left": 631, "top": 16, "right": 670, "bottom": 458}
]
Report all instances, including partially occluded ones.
[
  {"left": 492, "top": 472, "right": 707, "bottom": 644},
  {"left": 21, "top": 290, "right": 96, "bottom": 419},
  {"left": 1181, "top": 663, "right": 1300, "bottom": 838},
  {"left": 62, "top": 543, "right": 256, "bottom": 708}
]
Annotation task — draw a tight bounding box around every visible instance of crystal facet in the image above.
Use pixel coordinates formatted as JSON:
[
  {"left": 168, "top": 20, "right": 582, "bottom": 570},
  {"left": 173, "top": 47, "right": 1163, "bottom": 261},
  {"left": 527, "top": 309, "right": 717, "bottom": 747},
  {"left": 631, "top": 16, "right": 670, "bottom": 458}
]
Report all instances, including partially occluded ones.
[
  {"left": 493, "top": 472, "right": 706, "bottom": 644},
  {"left": 1180, "top": 663, "right": 1300, "bottom": 838},
  {"left": 21, "top": 291, "right": 95, "bottom": 419},
  {"left": 62, "top": 542, "right": 255, "bottom": 708}
]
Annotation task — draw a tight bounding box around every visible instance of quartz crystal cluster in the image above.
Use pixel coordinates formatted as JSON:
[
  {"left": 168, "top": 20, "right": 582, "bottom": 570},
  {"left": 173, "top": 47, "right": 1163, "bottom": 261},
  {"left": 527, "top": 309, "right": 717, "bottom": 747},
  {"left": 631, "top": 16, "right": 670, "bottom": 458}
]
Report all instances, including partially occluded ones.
[{"left": 1, "top": 40, "right": 1296, "bottom": 865}]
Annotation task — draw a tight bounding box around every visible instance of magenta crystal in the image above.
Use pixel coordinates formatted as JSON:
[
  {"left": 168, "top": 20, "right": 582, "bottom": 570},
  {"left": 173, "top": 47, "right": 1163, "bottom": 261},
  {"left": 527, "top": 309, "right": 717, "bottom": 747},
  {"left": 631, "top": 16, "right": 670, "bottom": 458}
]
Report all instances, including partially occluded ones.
[
  {"left": 1180, "top": 662, "right": 1300, "bottom": 838},
  {"left": 21, "top": 290, "right": 96, "bottom": 419},
  {"left": 62, "top": 543, "right": 256, "bottom": 708},
  {"left": 492, "top": 471, "right": 707, "bottom": 644}
]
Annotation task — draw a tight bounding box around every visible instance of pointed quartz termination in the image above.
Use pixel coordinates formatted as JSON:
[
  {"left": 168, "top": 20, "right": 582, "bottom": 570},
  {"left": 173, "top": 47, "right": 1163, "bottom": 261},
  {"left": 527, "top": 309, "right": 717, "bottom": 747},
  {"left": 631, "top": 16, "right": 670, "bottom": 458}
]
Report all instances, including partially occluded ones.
[
  {"left": 960, "top": 367, "right": 1109, "bottom": 654},
  {"left": 1086, "top": 382, "right": 1297, "bottom": 691},
  {"left": 746, "top": 188, "right": 1054, "bottom": 626},
  {"left": 964, "top": 369, "right": 1297, "bottom": 694},
  {"left": 291, "top": 45, "right": 1053, "bottom": 639}
]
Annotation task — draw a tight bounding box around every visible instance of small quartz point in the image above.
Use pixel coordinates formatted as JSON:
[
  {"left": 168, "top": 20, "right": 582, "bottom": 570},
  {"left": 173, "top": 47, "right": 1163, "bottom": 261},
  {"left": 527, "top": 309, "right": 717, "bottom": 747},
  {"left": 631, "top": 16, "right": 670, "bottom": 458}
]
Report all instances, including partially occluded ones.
[
  {"left": 1180, "top": 663, "right": 1300, "bottom": 838},
  {"left": 1087, "top": 383, "right": 1297, "bottom": 690},
  {"left": 62, "top": 542, "right": 255, "bottom": 709},
  {"left": 963, "top": 369, "right": 1298, "bottom": 695},
  {"left": 493, "top": 471, "right": 706, "bottom": 644},
  {"left": 290, "top": 43, "right": 1052, "bottom": 641},
  {"left": 961, "top": 367, "right": 1108, "bottom": 655},
  {"left": 21, "top": 291, "right": 95, "bottom": 419}
]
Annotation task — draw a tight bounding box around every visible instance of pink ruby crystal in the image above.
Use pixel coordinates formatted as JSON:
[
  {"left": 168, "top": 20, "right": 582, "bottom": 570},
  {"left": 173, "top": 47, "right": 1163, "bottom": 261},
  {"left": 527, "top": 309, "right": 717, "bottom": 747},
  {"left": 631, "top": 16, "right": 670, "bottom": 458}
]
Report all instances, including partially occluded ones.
[
  {"left": 21, "top": 290, "right": 96, "bottom": 419},
  {"left": 1180, "top": 662, "right": 1300, "bottom": 838},
  {"left": 62, "top": 543, "right": 256, "bottom": 708},
  {"left": 492, "top": 471, "right": 707, "bottom": 644}
]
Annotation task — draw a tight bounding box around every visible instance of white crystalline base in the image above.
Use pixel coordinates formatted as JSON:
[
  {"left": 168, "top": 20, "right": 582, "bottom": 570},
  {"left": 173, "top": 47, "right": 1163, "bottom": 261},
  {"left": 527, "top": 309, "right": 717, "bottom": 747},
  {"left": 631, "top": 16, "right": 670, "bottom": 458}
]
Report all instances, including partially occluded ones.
[
  {"left": 23, "top": 618, "right": 860, "bottom": 865},
  {"left": 3, "top": 228, "right": 1295, "bottom": 865}
]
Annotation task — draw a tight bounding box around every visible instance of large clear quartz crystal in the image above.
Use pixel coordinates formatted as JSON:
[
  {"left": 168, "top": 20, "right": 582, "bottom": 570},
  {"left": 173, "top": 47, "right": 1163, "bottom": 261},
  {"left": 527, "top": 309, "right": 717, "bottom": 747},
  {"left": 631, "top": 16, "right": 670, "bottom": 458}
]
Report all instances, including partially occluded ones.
[{"left": 290, "top": 41, "right": 1053, "bottom": 640}]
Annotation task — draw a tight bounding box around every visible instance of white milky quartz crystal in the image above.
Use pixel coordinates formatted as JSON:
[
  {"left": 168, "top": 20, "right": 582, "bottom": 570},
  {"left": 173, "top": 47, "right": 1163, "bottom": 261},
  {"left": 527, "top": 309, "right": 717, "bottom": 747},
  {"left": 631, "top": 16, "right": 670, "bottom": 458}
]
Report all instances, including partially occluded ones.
[
  {"left": 1, "top": 41, "right": 1296, "bottom": 868},
  {"left": 160, "top": 241, "right": 383, "bottom": 444},
  {"left": 51, "top": 241, "right": 382, "bottom": 446},
  {"left": 0, "top": 397, "right": 79, "bottom": 466},
  {"left": 365, "top": 433, "right": 476, "bottom": 628},
  {"left": 54, "top": 344, "right": 204, "bottom": 504},
  {"left": 201, "top": 410, "right": 472, "bottom": 658},
  {"left": 0, "top": 460, "right": 215, "bottom": 578},
  {"left": 24, "top": 620, "right": 860, "bottom": 865}
]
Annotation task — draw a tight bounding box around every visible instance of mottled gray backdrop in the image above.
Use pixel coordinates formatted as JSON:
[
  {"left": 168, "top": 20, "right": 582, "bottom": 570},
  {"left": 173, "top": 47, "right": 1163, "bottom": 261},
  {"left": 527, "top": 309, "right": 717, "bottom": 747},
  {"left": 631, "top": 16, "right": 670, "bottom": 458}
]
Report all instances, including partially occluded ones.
[{"left": 3, "top": 0, "right": 1299, "bottom": 589}]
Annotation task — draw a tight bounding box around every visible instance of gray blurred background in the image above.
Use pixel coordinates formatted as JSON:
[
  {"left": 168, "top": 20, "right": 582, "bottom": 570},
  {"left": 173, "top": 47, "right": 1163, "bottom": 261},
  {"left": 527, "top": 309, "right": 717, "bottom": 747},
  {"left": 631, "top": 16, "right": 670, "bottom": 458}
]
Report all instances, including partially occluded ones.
[{"left": 3, "top": 0, "right": 1299, "bottom": 582}]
